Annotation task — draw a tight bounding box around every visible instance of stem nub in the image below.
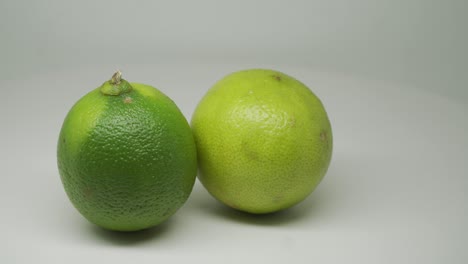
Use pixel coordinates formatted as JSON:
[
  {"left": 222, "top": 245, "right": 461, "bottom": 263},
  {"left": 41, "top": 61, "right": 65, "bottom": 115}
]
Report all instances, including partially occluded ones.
[
  {"left": 100, "top": 70, "right": 133, "bottom": 96},
  {"left": 110, "top": 70, "right": 122, "bottom": 85}
]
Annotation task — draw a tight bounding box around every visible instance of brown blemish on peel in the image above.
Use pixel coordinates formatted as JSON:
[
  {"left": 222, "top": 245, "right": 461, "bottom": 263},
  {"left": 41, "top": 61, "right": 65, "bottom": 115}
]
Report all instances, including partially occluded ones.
[
  {"left": 123, "top": 97, "right": 133, "bottom": 104},
  {"left": 272, "top": 74, "right": 282, "bottom": 81},
  {"left": 320, "top": 131, "right": 327, "bottom": 141},
  {"left": 242, "top": 141, "right": 260, "bottom": 161},
  {"left": 83, "top": 186, "right": 93, "bottom": 199}
]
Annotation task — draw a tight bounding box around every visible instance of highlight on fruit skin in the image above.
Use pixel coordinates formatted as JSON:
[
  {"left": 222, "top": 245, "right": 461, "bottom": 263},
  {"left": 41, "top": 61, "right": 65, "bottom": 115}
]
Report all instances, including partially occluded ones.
[
  {"left": 57, "top": 71, "right": 198, "bottom": 231},
  {"left": 191, "top": 68, "right": 332, "bottom": 214}
]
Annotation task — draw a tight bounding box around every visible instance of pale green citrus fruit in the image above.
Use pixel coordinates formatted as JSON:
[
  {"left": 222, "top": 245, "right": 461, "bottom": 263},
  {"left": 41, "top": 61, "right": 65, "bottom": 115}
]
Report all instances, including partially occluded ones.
[
  {"left": 191, "top": 69, "right": 332, "bottom": 214},
  {"left": 57, "top": 71, "right": 197, "bottom": 231}
]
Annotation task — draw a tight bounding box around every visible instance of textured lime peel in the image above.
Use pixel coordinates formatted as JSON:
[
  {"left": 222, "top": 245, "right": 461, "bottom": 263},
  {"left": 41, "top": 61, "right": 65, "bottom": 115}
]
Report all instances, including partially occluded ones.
[
  {"left": 191, "top": 69, "right": 333, "bottom": 214},
  {"left": 58, "top": 72, "right": 197, "bottom": 231}
]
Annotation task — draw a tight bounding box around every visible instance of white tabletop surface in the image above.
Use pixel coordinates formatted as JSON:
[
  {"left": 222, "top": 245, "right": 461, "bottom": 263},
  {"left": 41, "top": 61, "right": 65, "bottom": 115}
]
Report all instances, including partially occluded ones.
[{"left": 1, "top": 63, "right": 467, "bottom": 263}]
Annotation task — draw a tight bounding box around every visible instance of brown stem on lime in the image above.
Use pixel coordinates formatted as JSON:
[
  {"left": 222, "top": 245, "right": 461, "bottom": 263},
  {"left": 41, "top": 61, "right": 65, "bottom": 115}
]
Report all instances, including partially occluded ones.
[
  {"left": 110, "top": 70, "right": 122, "bottom": 85},
  {"left": 100, "top": 70, "right": 133, "bottom": 96}
]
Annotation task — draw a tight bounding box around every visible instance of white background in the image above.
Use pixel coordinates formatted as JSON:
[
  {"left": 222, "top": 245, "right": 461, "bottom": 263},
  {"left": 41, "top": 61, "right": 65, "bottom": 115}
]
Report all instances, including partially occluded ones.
[{"left": 1, "top": 1, "right": 467, "bottom": 263}]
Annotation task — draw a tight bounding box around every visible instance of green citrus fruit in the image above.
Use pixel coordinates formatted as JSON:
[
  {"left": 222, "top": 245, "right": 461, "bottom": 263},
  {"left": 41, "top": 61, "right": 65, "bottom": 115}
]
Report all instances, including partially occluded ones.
[
  {"left": 57, "top": 71, "right": 197, "bottom": 231},
  {"left": 191, "top": 69, "right": 332, "bottom": 214}
]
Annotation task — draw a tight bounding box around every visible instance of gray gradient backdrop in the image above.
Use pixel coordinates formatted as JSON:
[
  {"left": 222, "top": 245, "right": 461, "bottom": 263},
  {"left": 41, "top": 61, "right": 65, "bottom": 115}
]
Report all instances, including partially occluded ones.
[{"left": 1, "top": 0, "right": 467, "bottom": 263}]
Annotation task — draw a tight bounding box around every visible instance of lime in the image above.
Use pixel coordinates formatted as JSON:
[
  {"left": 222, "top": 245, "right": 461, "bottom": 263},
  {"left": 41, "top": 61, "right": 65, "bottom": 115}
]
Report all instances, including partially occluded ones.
[
  {"left": 57, "top": 71, "right": 197, "bottom": 231},
  {"left": 191, "top": 69, "right": 332, "bottom": 214}
]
